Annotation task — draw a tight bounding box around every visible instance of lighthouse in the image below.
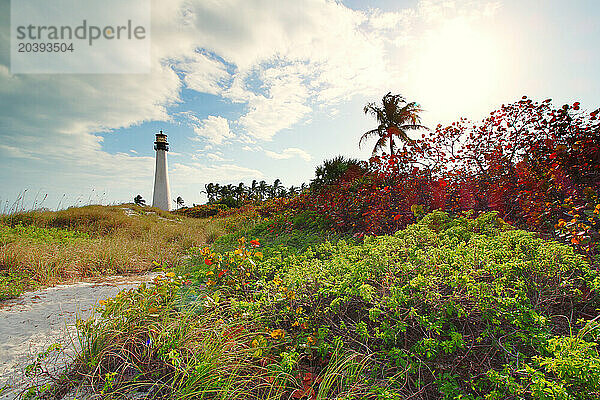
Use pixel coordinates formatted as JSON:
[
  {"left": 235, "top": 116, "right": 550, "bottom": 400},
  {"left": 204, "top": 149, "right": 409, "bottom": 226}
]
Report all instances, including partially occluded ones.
[{"left": 152, "top": 131, "right": 171, "bottom": 211}]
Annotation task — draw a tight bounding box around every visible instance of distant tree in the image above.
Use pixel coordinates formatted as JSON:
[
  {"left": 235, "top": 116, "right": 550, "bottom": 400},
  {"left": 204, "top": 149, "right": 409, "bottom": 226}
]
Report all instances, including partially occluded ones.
[
  {"left": 271, "top": 179, "right": 282, "bottom": 198},
  {"left": 235, "top": 182, "right": 246, "bottom": 201},
  {"left": 250, "top": 179, "right": 258, "bottom": 199},
  {"left": 258, "top": 180, "right": 268, "bottom": 200},
  {"left": 360, "top": 92, "right": 427, "bottom": 156},
  {"left": 176, "top": 196, "right": 184, "bottom": 209},
  {"left": 134, "top": 194, "right": 145, "bottom": 206},
  {"left": 311, "top": 156, "right": 365, "bottom": 189},
  {"left": 204, "top": 183, "right": 216, "bottom": 203}
]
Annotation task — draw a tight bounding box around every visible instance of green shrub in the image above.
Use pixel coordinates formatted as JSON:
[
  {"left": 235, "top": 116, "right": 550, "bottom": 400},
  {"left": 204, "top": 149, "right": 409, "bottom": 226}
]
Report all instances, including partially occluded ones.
[
  {"left": 188, "top": 211, "right": 599, "bottom": 398},
  {"left": 67, "top": 211, "right": 600, "bottom": 398}
]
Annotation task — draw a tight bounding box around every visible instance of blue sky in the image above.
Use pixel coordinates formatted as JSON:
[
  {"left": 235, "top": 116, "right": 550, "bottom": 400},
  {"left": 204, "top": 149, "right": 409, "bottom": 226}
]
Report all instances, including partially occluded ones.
[{"left": 1, "top": 0, "right": 599, "bottom": 210}]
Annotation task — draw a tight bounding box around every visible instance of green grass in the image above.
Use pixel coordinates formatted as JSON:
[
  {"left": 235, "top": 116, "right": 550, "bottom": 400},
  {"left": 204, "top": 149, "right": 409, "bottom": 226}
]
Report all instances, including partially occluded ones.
[{"left": 210, "top": 210, "right": 346, "bottom": 257}]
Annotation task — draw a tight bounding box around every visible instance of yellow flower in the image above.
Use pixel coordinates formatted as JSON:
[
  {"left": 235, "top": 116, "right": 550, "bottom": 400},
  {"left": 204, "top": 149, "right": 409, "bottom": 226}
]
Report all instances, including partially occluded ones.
[
  {"left": 270, "top": 329, "right": 285, "bottom": 339},
  {"left": 166, "top": 272, "right": 176, "bottom": 278},
  {"left": 307, "top": 336, "right": 316, "bottom": 345},
  {"left": 99, "top": 300, "right": 107, "bottom": 306},
  {"left": 296, "top": 307, "right": 303, "bottom": 314},
  {"left": 206, "top": 279, "right": 215, "bottom": 286},
  {"left": 206, "top": 271, "right": 214, "bottom": 276},
  {"left": 292, "top": 321, "right": 300, "bottom": 327}
]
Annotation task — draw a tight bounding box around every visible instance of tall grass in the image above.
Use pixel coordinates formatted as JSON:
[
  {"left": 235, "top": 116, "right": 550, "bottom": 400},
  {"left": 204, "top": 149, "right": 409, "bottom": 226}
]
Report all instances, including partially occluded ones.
[
  {"left": 0, "top": 204, "right": 254, "bottom": 299},
  {"left": 27, "top": 275, "right": 378, "bottom": 399}
]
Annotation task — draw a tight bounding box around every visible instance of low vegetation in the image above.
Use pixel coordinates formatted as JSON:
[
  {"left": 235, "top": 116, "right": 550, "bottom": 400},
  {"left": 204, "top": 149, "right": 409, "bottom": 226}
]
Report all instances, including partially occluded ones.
[
  {"left": 26, "top": 210, "right": 600, "bottom": 399},
  {"left": 0, "top": 204, "right": 252, "bottom": 300}
]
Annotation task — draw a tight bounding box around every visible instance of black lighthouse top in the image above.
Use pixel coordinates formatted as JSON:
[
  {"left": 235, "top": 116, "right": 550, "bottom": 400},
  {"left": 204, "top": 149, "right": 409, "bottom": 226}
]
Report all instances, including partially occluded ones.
[{"left": 154, "top": 130, "right": 169, "bottom": 151}]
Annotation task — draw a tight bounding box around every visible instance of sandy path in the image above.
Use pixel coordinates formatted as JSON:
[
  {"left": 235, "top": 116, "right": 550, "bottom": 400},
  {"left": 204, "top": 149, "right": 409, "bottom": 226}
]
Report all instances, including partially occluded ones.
[{"left": 0, "top": 274, "right": 158, "bottom": 400}]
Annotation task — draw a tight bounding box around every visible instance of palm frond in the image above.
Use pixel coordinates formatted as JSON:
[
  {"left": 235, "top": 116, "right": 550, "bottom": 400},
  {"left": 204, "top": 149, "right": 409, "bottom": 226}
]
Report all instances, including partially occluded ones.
[
  {"left": 359, "top": 128, "right": 383, "bottom": 149},
  {"left": 373, "top": 136, "right": 388, "bottom": 155}
]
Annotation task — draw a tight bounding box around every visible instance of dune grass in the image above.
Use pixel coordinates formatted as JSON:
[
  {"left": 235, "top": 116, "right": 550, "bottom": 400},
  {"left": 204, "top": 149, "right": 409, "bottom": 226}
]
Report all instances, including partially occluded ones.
[{"left": 0, "top": 204, "right": 254, "bottom": 300}]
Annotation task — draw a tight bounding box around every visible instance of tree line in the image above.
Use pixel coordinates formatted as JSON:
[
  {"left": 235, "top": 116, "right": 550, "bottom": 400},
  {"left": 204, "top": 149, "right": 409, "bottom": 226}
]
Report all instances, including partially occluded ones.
[{"left": 203, "top": 180, "right": 308, "bottom": 207}]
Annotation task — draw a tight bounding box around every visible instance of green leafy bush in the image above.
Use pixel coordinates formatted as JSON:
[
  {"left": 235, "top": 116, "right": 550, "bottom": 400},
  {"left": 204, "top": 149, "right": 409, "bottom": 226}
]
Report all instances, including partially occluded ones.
[
  {"left": 188, "top": 211, "right": 599, "bottom": 398},
  {"left": 67, "top": 211, "right": 600, "bottom": 398}
]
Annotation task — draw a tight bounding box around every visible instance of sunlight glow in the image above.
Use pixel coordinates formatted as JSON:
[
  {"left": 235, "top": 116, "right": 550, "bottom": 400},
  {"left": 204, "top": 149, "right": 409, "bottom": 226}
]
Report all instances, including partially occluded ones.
[{"left": 413, "top": 19, "right": 505, "bottom": 123}]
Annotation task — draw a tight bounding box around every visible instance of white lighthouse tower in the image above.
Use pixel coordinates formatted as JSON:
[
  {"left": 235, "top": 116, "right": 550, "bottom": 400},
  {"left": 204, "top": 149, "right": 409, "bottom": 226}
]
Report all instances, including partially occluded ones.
[{"left": 152, "top": 131, "right": 171, "bottom": 211}]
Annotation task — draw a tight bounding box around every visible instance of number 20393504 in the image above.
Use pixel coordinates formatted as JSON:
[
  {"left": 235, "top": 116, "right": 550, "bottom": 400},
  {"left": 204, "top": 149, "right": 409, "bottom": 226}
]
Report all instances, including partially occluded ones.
[{"left": 18, "top": 42, "right": 74, "bottom": 52}]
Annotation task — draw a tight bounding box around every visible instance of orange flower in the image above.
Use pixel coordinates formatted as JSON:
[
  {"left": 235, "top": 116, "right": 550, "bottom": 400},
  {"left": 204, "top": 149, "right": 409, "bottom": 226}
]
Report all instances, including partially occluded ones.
[
  {"left": 250, "top": 239, "right": 260, "bottom": 247},
  {"left": 270, "top": 329, "right": 285, "bottom": 339}
]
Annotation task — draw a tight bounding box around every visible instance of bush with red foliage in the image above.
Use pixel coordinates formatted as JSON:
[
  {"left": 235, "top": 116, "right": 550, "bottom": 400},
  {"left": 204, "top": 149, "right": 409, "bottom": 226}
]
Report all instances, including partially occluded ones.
[{"left": 299, "top": 97, "right": 600, "bottom": 258}]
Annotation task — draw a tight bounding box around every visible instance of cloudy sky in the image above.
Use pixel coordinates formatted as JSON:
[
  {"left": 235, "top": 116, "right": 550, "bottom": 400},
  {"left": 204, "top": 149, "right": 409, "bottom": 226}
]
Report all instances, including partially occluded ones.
[{"left": 1, "top": 0, "right": 599, "bottom": 210}]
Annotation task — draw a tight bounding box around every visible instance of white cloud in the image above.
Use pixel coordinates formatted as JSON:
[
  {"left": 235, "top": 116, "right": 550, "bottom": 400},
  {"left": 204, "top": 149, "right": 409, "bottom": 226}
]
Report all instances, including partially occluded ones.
[
  {"left": 237, "top": 66, "right": 312, "bottom": 140},
  {"left": 0, "top": 0, "right": 503, "bottom": 206},
  {"left": 190, "top": 115, "right": 235, "bottom": 145},
  {"left": 265, "top": 147, "right": 311, "bottom": 162},
  {"left": 206, "top": 153, "right": 229, "bottom": 162},
  {"left": 178, "top": 52, "right": 230, "bottom": 95},
  {"left": 242, "top": 145, "right": 262, "bottom": 152}
]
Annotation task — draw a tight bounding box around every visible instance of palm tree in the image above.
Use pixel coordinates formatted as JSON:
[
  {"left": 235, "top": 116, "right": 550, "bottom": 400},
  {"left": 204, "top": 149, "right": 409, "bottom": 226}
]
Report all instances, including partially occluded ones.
[
  {"left": 133, "top": 194, "right": 145, "bottom": 206},
  {"left": 250, "top": 179, "right": 258, "bottom": 200},
  {"left": 359, "top": 92, "right": 426, "bottom": 156},
  {"left": 258, "top": 180, "right": 268, "bottom": 200},
  {"left": 204, "top": 183, "right": 215, "bottom": 203},
  {"left": 235, "top": 182, "right": 246, "bottom": 201},
  {"left": 271, "top": 179, "right": 282, "bottom": 198}
]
